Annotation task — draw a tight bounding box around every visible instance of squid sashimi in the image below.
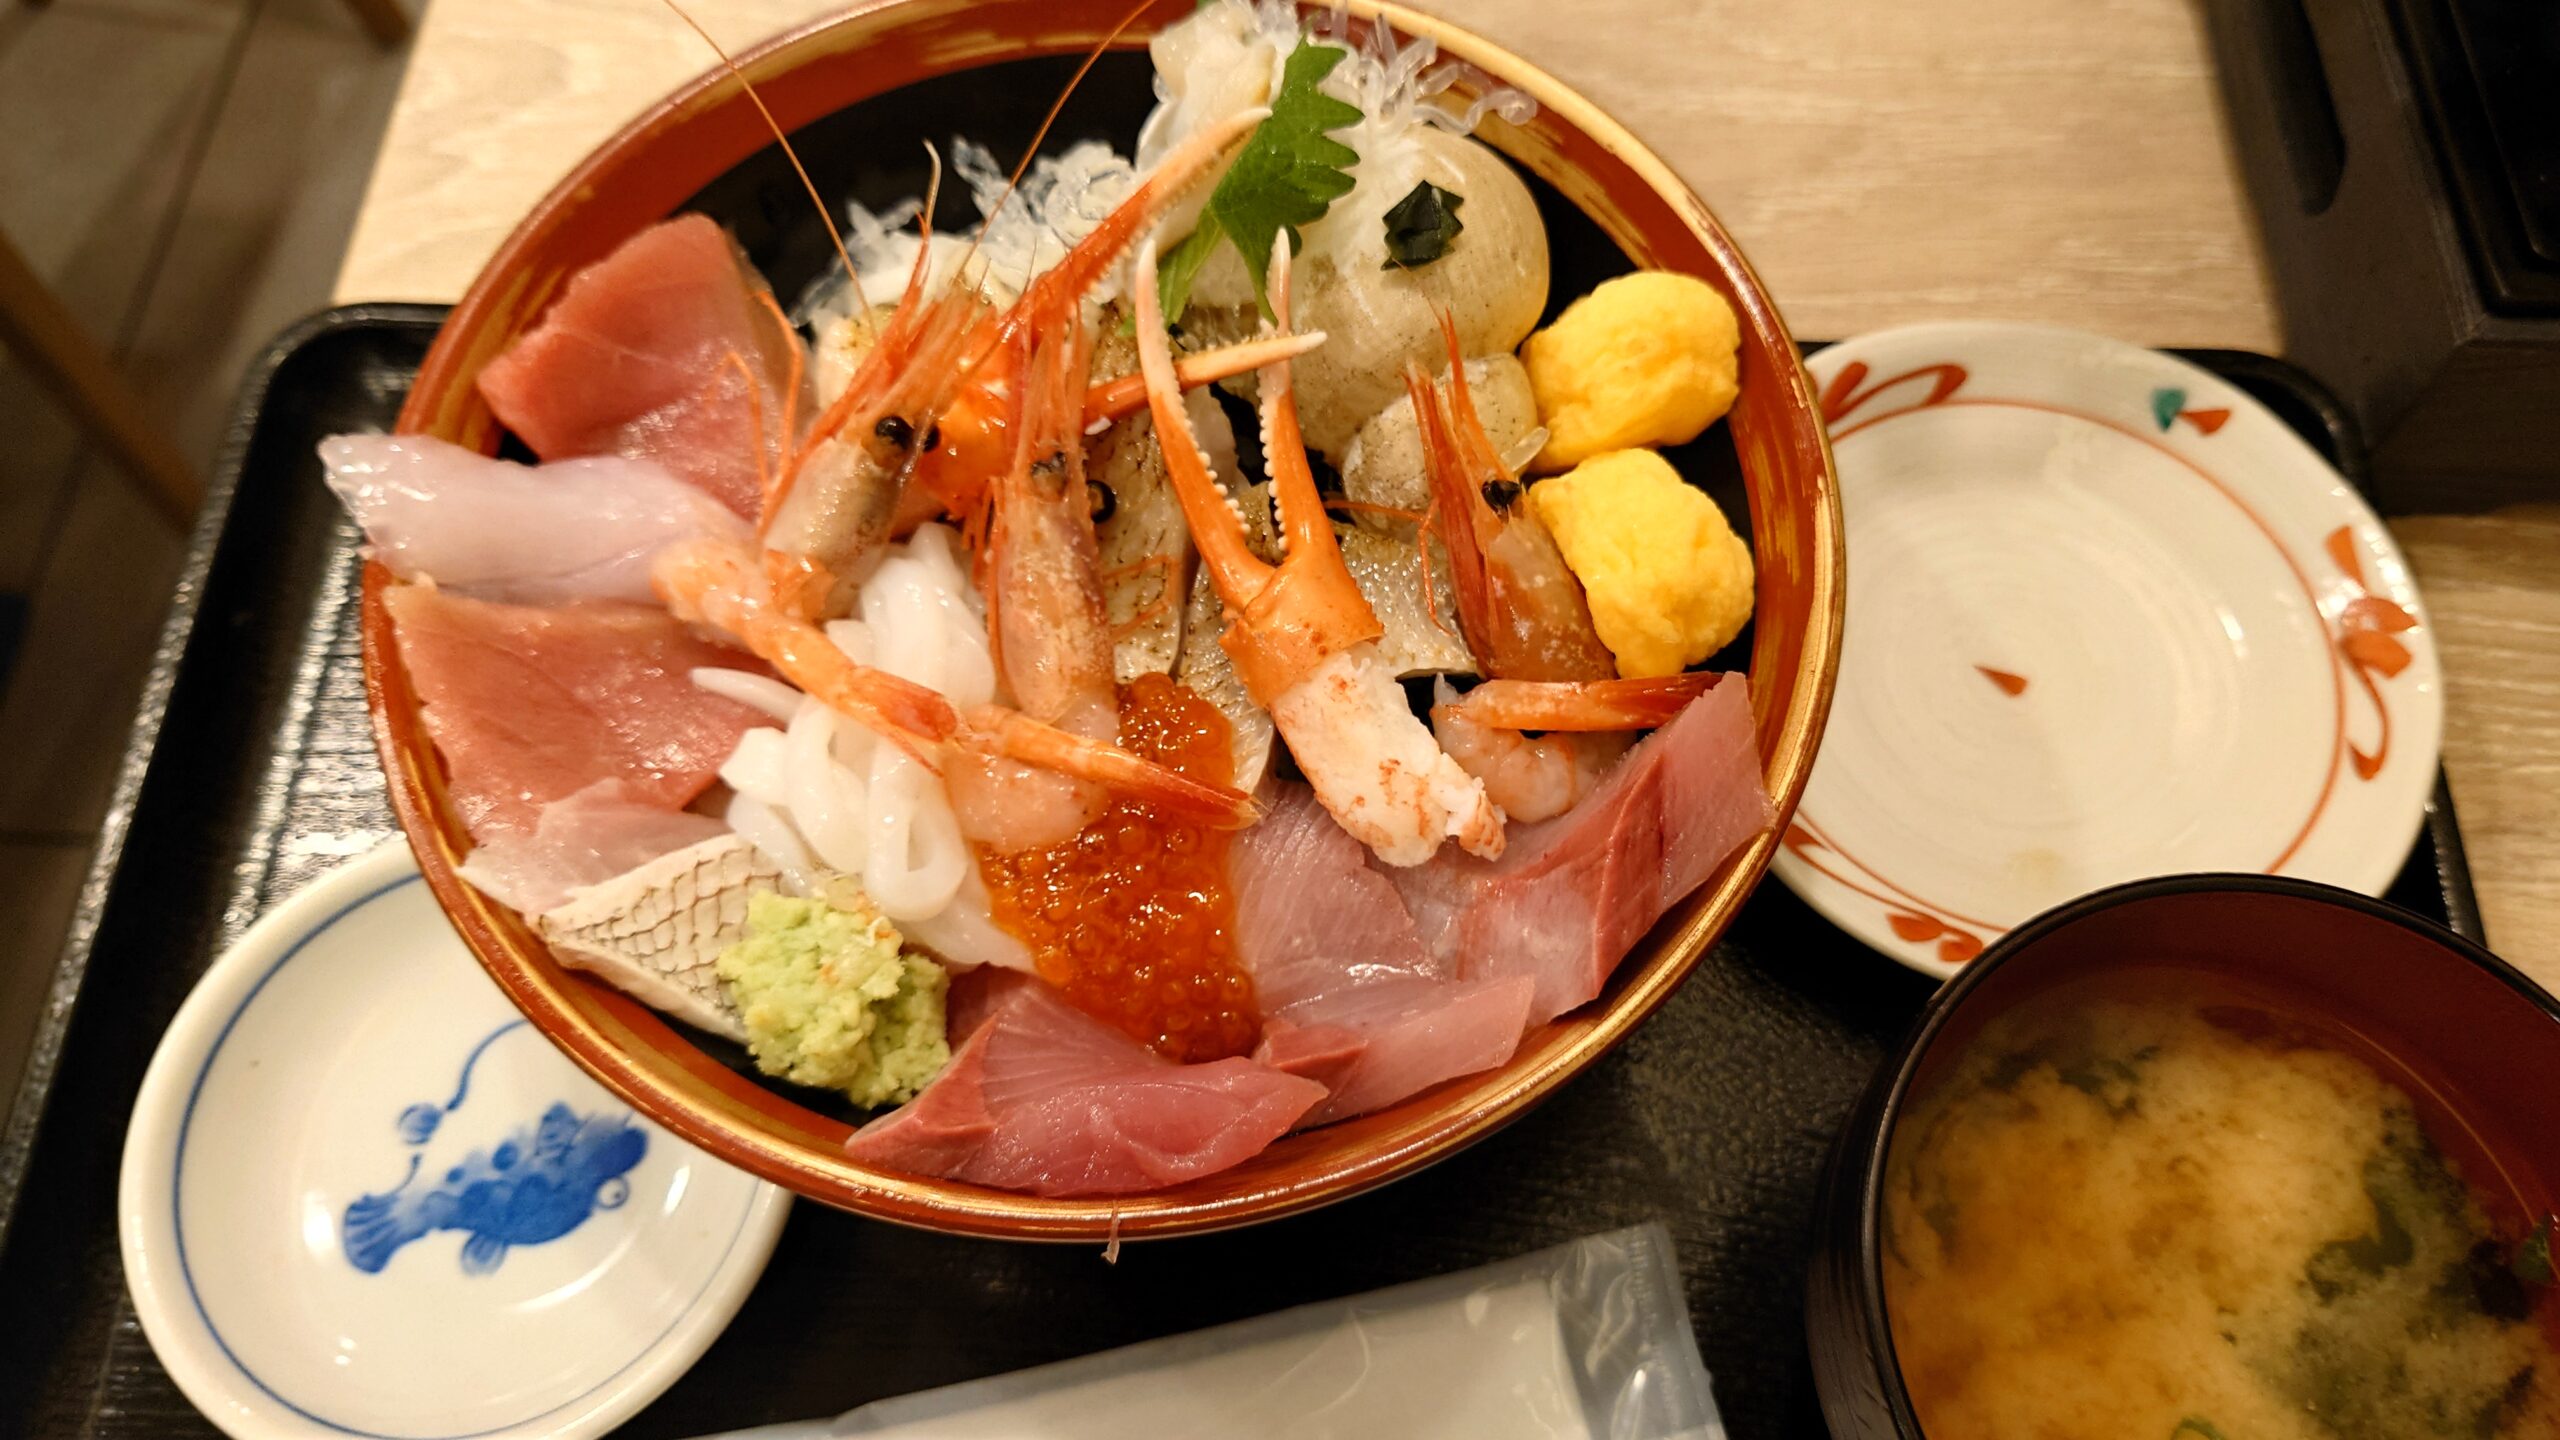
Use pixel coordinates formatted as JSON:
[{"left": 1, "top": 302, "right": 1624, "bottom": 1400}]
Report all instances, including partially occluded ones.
[
  {"left": 477, "top": 214, "right": 806, "bottom": 519},
  {"left": 1388, "top": 673, "right": 1773, "bottom": 1026},
  {"left": 845, "top": 975, "right": 1325, "bottom": 1196},
  {"left": 1255, "top": 978, "right": 1532, "bottom": 1126},
  {"left": 323, "top": 434, "right": 743, "bottom": 605},
  {"left": 1232, "top": 784, "right": 1533, "bottom": 1124},
  {"left": 385, "top": 585, "right": 774, "bottom": 835}
]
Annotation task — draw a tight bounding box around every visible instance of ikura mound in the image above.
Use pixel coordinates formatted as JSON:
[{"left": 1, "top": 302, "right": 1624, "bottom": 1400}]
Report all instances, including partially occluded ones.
[
  {"left": 362, "top": 0, "right": 1838, "bottom": 1229},
  {"left": 1885, "top": 990, "right": 2560, "bottom": 1440}
]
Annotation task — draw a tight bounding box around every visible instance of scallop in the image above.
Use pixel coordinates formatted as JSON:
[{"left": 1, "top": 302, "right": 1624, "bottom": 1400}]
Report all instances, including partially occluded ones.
[{"left": 1188, "top": 128, "right": 1549, "bottom": 461}]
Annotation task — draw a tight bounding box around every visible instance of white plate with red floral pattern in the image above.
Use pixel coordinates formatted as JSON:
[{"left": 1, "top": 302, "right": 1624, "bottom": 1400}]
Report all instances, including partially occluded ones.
[{"left": 1774, "top": 321, "right": 2441, "bottom": 980}]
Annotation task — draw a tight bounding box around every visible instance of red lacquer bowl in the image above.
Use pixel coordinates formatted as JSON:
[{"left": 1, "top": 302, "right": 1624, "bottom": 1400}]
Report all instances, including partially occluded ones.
[{"left": 368, "top": 0, "right": 1844, "bottom": 1238}]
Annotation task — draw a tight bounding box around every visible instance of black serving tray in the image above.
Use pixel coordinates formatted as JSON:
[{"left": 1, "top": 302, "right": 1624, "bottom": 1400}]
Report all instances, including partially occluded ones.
[{"left": 0, "top": 308, "right": 2484, "bottom": 1439}]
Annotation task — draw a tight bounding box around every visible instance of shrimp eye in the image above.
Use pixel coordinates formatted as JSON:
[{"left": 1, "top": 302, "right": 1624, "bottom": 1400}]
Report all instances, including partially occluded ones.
[
  {"left": 1087, "top": 480, "right": 1117, "bottom": 523},
  {"left": 875, "top": 415, "right": 916, "bottom": 448},
  {"left": 919, "top": 422, "right": 941, "bottom": 452},
  {"left": 1481, "top": 478, "right": 1523, "bottom": 512}
]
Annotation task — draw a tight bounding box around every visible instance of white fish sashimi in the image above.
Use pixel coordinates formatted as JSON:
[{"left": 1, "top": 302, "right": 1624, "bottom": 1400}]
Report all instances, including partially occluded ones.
[
  {"left": 1172, "top": 564, "right": 1276, "bottom": 793},
  {"left": 1337, "top": 527, "right": 1472, "bottom": 679},
  {"left": 319, "top": 433, "right": 746, "bottom": 604},
  {"left": 534, "top": 833, "right": 782, "bottom": 1042},
  {"left": 457, "top": 779, "right": 732, "bottom": 914}
]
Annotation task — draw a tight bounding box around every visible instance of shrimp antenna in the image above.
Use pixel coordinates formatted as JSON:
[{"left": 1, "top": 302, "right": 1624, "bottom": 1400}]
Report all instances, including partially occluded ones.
[
  {"left": 662, "top": 0, "right": 874, "bottom": 342},
  {"left": 918, "top": 141, "right": 946, "bottom": 246},
  {"left": 964, "top": 0, "right": 1158, "bottom": 255}
]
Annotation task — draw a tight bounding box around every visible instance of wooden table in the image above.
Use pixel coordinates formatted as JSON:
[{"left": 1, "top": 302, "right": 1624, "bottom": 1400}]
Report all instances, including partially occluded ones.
[{"left": 332, "top": 0, "right": 2560, "bottom": 983}]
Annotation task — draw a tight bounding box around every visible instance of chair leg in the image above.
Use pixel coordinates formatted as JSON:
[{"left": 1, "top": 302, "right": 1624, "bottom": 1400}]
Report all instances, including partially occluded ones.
[
  {"left": 0, "top": 230, "right": 201, "bottom": 529},
  {"left": 340, "top": 0, "right": 411, "bottom": 47}
]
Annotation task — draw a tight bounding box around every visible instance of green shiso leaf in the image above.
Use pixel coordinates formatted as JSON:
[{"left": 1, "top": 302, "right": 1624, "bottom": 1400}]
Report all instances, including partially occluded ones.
[
  {"left": 1153, "top": 223, "right": 1225, "bottom": 330},
  {"left": 1155, "top": 41, "right": 1363, "bottom": 321}
]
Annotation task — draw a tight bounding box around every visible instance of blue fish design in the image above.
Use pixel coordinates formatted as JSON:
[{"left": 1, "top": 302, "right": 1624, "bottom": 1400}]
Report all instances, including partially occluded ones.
[{"left": 342, "top": 1102, "right": 645, "bottom": 1276}]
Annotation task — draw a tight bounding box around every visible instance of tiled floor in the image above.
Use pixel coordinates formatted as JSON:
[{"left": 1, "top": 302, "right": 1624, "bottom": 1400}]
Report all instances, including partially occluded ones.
[{"left": 0, "top": 0, "right": 412, "bottom": 1101}]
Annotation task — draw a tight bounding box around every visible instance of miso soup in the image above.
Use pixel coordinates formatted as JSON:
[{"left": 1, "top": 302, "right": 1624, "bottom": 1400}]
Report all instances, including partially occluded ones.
[{"left": 1883, "top": 994, "right": 2559, "bottom": 1440}]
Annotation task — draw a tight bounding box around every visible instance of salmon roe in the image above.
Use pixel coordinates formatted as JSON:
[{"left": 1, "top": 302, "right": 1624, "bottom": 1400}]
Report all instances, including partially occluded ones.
[{"left": 977, "top": 673, "right": 1258, "bottom": 1062}]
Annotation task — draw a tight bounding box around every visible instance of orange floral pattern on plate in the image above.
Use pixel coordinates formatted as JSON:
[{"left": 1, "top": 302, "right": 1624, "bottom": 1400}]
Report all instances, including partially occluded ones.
[
  {"left": 2326, "top": 525, "right": 2419, "bottom": 781},
  {"left": 1783, "top": 822, "right": 1988, "bottom": 966},
  {"left": 1975, "top": 666, "right": 2028, "bottom": 697},
  {"left": 1797, "top": 355, "right": 2425, "bottom": 974}
]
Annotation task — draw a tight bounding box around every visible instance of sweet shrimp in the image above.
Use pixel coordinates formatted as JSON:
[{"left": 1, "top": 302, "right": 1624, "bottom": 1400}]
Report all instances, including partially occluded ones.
[
  {"left": 1406, "top": 316, "right": 1712, "bottom": 820},
  {"left": 941, "top": 319, "right": 1123, "bottom": 851},
  {"left": 788, "top": 107, "right": 1317, "bottom": 606}
]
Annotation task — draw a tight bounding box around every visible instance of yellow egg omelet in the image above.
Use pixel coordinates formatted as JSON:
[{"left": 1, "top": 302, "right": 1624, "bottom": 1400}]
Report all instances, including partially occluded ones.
[
  {"left": 1527, "top": 449, "right": 1754, "bottom": 678},
  {"left": 1521, "top": 271, "right": 1740, "bottom": 472}
]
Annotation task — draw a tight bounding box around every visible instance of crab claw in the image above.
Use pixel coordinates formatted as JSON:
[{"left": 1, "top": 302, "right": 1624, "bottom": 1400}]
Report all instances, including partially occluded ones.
[
  {"left": 1081, "top": 330, "right": 1327, "bottom": 424},
  {"left": 1135, "top": 231, "right": 1502, "bottom": 866},
  {"left": 1132, "top": 233, "right": 1380, "bottom": 703}
]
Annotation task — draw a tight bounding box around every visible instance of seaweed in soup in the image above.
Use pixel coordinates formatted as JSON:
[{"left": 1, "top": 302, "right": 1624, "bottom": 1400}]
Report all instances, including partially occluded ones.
[{"left": 2254, "top": 1107, "right": 2546, "bottom": 1438}]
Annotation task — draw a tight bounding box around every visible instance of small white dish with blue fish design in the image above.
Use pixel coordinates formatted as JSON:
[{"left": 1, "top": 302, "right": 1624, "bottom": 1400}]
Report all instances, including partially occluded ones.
[{"left": 120, "top": 842, "right": 790, "bottom": 1439}]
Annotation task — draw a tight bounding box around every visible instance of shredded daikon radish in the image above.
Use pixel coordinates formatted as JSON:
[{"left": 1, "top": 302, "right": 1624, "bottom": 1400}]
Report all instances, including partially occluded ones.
[
  {"left": 1136, "top": 0, "right": 1537, "bottom": 306},
  {"left": 801, "top": 141, "right": 1140, "bottom": 400}
]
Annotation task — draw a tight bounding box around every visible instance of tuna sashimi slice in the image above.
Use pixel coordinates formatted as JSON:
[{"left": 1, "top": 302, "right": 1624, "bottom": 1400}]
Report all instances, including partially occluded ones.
[
  {"left": 1230, "top": 783, "right": 1446, "bottom": 1009},
  {"left": 1229, "top": 784, "right": 1532, "bottom": 1123},
  {"left": 322, "top": 434, "right": 744, "bottom": 605},
  {"left": 476, "top": 215, "right": 806, "bottom": 519},
  {"left": 846, "top": 978, "right": 1324, "bottom": 1197},
  {"left": 1253, "top": 974, "right": 1534, "bottom": 1125},
  {"left": 385, "top": 586, "right": 774, "bottom": 837},
  {"left": 1387, "top": 674, "right": 1773, "bottom": 1026}
]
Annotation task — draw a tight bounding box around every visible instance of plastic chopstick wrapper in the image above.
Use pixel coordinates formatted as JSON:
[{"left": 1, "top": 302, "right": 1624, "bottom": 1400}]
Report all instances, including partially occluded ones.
[{"left": 698, "top": 1224, "right": 1725, "bottom": 1440}]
